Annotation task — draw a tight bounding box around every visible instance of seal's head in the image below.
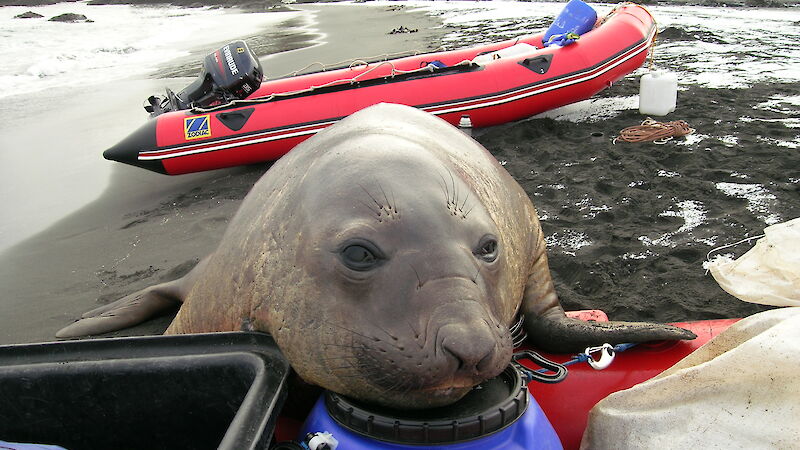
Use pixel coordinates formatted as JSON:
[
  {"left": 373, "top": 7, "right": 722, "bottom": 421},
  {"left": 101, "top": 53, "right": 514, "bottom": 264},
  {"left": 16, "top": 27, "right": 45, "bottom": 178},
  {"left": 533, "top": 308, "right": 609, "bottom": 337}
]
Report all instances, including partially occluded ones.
[{"left": 264, "top": 130, "right": 515, "bottom": 408}]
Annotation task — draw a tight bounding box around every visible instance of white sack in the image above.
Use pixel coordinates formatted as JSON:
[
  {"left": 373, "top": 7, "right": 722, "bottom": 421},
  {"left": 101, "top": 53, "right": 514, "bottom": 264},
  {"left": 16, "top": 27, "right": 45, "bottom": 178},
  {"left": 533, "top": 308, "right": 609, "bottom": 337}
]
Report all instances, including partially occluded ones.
[
  {"left": 581, "top": 307, "right": 800, "bottom": 449},
  {"left": 707, "top": 217, "right": 800, "bottom": 307}
]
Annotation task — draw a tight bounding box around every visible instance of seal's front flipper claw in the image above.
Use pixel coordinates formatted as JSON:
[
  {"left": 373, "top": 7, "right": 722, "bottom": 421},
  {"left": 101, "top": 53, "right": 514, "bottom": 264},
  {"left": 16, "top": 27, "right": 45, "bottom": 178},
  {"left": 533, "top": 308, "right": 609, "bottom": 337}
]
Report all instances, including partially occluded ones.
[
  {"left": 57, "top": 258, "right": 207, "bottom": 338},
  {"left": 524, "top": 314, "right": 697, "bottom": 354},
  {"left": 56, "top": 287, "right": 182, "bottom": 338}
]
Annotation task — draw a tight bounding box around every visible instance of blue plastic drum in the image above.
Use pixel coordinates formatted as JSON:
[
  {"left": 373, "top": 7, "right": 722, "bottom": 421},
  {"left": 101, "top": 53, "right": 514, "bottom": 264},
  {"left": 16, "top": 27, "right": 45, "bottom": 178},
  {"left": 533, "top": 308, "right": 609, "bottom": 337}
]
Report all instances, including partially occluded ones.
[
  {"left": 297, "top": 366, "right": 562, "bottom": 449},
  {"left": 543, "top": 0, "right": 598, "bottom": 47}
]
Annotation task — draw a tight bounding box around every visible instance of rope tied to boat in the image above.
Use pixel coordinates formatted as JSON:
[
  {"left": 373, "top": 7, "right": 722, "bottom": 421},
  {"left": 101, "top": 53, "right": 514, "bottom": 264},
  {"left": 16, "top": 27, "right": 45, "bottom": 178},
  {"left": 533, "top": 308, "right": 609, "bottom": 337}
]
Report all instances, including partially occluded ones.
[
  {"left": 614, "top": 117, "right": 695, "bottom": 144},
  {"left": 279, "top": 48, "right": 443, "bottom": 78},
  {"left": 601, "top": 2, "right": 658, "bottom": 70},
  {"left": 512, "top": 343, "right": 638, "bottom": 384},
  {"left": 191, "top": 59, "right": 472, "bottom": 114}
]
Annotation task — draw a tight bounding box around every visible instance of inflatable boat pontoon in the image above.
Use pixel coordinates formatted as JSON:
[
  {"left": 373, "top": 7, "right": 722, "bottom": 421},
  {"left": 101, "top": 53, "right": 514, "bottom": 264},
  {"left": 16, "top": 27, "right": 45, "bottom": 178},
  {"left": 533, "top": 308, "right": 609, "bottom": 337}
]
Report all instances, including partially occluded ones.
[{"left": 104, "top": 2, "right": 656, "bottom": 175}]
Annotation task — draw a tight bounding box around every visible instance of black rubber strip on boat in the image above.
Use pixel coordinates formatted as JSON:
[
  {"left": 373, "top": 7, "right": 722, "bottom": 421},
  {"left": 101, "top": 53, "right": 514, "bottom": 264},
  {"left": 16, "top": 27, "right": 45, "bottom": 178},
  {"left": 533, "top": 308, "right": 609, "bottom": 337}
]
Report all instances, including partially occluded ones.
[{"left": 103, "top": 119, "right": 167, "bottom": 174}]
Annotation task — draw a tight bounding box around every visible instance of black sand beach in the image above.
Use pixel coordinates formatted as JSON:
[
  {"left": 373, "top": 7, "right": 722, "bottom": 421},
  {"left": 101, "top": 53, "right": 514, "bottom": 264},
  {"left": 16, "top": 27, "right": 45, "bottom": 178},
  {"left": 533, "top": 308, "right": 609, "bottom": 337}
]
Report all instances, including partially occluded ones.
[{"left": 0, "top": 1, "right": 798, "bottom": 345}]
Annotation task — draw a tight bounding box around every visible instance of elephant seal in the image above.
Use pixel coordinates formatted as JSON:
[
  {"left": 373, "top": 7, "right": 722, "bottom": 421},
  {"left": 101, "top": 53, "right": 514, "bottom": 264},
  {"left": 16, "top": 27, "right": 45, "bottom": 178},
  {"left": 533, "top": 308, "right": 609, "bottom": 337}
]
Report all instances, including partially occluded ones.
[{"left": 58, "top": 103, "right": 694, "bottom": 409}]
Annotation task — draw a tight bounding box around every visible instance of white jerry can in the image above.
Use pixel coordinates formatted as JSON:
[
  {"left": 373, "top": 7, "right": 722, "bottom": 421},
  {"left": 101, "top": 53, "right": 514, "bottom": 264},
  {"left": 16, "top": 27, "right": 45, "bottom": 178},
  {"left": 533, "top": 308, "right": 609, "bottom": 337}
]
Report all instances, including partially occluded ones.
[{"left": 639, "top": 70, "right": 678, "bottom": 116}]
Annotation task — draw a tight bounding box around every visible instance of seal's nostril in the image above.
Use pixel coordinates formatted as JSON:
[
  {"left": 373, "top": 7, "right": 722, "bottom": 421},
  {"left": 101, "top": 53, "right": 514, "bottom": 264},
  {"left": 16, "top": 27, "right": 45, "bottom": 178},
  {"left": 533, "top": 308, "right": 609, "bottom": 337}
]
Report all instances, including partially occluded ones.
[{"left": 443, "top": 346, "right": 466, "bottom": 372}]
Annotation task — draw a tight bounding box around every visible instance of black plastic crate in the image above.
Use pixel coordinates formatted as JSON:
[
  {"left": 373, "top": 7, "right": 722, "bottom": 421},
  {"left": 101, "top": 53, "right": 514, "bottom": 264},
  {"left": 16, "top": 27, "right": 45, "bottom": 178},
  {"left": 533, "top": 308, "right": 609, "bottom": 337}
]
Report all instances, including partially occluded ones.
[{"left": 0, "top": 332, "right": 289, "bottom": 450}]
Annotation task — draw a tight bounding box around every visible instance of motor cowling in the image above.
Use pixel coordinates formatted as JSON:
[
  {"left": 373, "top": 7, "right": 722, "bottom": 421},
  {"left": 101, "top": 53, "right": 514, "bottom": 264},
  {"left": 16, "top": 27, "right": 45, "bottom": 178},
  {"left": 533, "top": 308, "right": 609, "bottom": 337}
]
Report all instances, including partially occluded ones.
[{"left": 146, "top": 40, "right": 263, "bottom": 115}]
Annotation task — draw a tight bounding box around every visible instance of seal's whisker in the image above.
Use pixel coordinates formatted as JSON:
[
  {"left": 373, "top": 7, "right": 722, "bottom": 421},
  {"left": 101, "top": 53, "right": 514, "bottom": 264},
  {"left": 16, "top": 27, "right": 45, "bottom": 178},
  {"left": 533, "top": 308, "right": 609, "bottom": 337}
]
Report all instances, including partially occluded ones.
[
  {"left": 320, "top": 355, "right": 362, "bottom": 361},
  {"left": 349, "top": 367, "right": 394, "bottom": 385},
  {"left": 376, "top": 376, "right": 408, "bottom": 396},
  {"left": 448, "top": 169, "right": 458, "bottom": 206},
  {"left": 329, "top": 364, "right": 361, "bottom": 370},
  {"left": 361, "top": 184, "right": 386, "bottom": 210},
  {"left": 406, "top": 319, "right": 420, "bottom": 339},
  {"left": 472, "top": 263, "right": 482, "bottom": 284},
  {"left": 463, "top": 205, "right": 475, "bottom": 219},
  {"left": 378, "top": 182, "right": 392, "bottom": 209},
  {"left": 438, "top": 171, "right": 451, "bottom": 204},
  {"left": 321, "top": 341, "right": 372, "bottom": 351},
  {"left": 483, "top": 317, "right": 500, "bottom": 338},
  {"left": 323, "top": 320, "right": 381, "bottom": 342},
  {"left": 331, "top": 373, "right": 368, "bottom": 379},
  {"left": 321, "top": 342, "right": 368, "bottom": 348},
  {"left": 374, "top": 325, "right": 400, "bottom": 341},
  {"left": 409, "top": 263, "right": 423, "bottom": 289},
  {"left": 357, "top": 199, "right": 381, "bottom": 216}
]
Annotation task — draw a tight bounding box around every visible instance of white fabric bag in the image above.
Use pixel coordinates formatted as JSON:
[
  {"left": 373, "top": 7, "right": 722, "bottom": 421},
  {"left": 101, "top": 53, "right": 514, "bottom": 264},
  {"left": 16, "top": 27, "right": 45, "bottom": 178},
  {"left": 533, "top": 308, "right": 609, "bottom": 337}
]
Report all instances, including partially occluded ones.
[
  {"left": 707, "top": 217, "right": 800, "bottom": 307},
  {"left": 582, "top": 217, "right": 800, "bottom": 449}
]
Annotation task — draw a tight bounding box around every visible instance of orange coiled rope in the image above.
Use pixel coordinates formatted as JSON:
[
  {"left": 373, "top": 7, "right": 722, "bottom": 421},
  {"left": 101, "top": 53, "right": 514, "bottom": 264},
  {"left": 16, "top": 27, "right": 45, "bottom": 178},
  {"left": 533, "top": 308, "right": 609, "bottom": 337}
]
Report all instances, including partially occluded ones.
[{"left": 615, "top": 118, "right": 695, "bottom": 144}]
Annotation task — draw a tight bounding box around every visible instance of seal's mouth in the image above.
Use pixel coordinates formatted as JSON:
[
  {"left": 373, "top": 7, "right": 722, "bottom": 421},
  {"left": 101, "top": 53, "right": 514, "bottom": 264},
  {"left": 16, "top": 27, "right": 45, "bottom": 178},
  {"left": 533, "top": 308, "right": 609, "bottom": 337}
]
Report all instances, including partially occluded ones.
[
  {"left": 370, "top": 383, "right": 476, "bottom": 410},
  {"left": 423, "top": 374, "right": 485, "bottom": 391}
]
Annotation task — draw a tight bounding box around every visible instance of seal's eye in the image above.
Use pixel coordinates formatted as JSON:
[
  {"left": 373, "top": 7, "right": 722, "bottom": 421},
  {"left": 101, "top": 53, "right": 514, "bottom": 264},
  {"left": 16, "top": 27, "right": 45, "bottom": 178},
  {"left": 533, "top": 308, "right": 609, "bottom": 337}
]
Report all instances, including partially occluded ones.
[
  {"left": 475, "top": 235, "right": 499, "bottom": 263},
  {"left": 340, "top": 243, "right": 381, "bottom": 271}
]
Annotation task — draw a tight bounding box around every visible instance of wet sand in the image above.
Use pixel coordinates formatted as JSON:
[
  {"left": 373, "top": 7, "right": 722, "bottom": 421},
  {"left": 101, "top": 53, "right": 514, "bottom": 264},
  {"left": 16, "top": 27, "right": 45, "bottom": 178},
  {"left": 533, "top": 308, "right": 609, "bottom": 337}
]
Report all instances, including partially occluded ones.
[
  {"left": 480, "top": 77, "right": 799, "bottom": 324},
  {"left": 0, "top": 3, "right": 445, "bottom": 344}
]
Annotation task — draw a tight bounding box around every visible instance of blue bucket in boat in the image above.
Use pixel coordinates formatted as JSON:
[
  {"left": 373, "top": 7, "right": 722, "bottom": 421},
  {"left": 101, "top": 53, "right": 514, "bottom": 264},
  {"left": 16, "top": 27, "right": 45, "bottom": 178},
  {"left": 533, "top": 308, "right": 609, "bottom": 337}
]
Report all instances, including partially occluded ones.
[
  {"left": 296, "top": 366, "right": 562, "bottom": 449},
  {"left": 543, "top": 0, "right": 597, "bottom": 47}
]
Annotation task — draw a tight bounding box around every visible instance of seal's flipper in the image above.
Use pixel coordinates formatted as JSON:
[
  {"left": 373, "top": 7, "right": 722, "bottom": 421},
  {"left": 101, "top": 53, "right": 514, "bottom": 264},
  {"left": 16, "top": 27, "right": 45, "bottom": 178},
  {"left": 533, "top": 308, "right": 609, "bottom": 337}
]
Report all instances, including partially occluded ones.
[
  {"left": 519, "top": 231, "right": 696, "bottom": 353},
  {"left": 56, "top": 258, "right": 208, "bottom": 338},
  {"left": 523, "top": 310, "right": 697, "bottom": 353},
  {"left": 56, "top": 286, "right": 181, "bottom": 338}
]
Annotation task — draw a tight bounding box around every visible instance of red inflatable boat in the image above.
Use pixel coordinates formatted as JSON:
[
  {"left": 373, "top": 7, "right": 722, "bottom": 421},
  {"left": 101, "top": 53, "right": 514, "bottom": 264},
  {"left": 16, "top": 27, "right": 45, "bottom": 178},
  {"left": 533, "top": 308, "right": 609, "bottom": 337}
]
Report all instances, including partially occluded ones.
[{"left": 105, "top": 3, "right": 656, "bottom": 175}]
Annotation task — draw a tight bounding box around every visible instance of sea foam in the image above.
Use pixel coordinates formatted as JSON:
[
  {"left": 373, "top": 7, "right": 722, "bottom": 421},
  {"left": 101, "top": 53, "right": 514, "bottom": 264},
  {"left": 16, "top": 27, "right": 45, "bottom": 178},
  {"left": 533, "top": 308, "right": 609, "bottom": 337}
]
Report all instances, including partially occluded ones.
[{"left": 0, "top": 2, "right": 303, "bottom": 99}]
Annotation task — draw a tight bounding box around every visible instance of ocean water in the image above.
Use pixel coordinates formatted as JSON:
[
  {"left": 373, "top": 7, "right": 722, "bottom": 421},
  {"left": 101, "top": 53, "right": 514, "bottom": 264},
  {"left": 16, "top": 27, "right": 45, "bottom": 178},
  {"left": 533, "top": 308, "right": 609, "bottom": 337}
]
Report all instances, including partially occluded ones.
[
  {"left": 410, "top": 1, "right": 800, "bottom": 89},
  {"left": 0, "top": 2, "right": 309, "bottom": 251},
  {"left": 0, "top": 2, "right": 304, "bottom": 99}
]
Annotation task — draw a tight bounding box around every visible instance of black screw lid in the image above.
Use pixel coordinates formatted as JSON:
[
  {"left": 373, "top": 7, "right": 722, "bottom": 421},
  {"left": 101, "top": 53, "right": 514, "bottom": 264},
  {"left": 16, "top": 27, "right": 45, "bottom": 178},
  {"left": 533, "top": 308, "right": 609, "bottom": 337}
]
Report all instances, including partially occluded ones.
[{"left": 324, "top": 366, "right": 529, "bottom": 445}]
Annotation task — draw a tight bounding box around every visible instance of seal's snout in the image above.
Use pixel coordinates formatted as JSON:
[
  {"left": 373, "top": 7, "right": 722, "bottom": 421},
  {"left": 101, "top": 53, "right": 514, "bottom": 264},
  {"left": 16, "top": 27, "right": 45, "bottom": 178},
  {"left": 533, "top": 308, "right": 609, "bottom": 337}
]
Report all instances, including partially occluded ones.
[{"left": 439, "top": 321, "right": 504, "bottom": 378}]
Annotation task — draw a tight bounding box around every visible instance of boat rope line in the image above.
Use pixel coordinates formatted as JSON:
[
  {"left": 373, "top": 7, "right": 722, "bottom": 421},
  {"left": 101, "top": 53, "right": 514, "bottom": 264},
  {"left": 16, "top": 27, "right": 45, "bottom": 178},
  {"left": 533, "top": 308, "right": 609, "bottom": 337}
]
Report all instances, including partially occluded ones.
[
  {"left": 276, "top": 48, "right": 444, "bottom": 79},
  {"left": 190, "top": 59, "right": 475, "bottom": 115},
  {"left": 512, "top": 342, "right": 638, "bottom": 384},
  {"left": 139, "top": 30, "right": 655, "bottom": 162}
]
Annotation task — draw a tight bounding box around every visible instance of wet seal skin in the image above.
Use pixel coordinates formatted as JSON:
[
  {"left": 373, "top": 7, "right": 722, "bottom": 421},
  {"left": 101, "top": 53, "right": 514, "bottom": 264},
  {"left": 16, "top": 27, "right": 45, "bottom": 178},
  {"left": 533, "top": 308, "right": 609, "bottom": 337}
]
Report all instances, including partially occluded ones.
[{"left": 58, "top": 103, "right": 695, "bottom": 409}]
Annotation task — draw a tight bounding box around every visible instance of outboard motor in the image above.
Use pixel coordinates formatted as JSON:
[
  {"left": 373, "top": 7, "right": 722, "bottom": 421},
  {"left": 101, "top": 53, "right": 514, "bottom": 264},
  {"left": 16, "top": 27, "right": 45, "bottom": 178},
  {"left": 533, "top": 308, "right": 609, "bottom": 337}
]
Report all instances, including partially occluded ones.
[{"left": 146, "top": 40, "right": 263, "bottom": 116}]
